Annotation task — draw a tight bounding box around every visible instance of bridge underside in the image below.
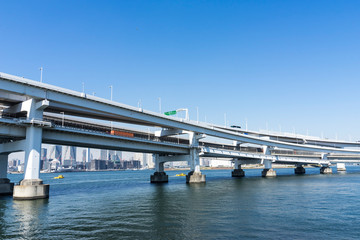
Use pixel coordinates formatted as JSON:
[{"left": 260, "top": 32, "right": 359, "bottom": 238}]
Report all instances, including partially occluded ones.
[
  {"left": 0, "top": 123, "right": 189, "bottom": 155},
  {"left": 200, "top": 147, "right": 330, "bottom": 165}
]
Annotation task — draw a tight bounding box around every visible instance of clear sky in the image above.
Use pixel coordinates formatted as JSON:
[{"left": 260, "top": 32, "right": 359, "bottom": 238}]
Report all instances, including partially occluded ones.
[{"left": 1, "top": 0, "right": 360, "bottom": 140}]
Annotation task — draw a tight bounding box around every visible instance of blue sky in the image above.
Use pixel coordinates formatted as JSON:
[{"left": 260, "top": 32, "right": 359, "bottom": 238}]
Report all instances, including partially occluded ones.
[{"left": 1, "top": 0, "right": 360, "bottom": 140}]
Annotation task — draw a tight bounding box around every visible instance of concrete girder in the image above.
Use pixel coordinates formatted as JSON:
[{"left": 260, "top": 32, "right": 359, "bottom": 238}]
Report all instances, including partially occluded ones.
[
  {"left": 155, "top": 128, "right": 187, "bottom": 137},
  {"left": 3, "top": 99, "right": 49, "bottom": 119},
  {"left": 200, "top": 146, "right": 330, "bottom": 165},
  {"left": 2, "top": 73, "right": 360, "bottom": 154},
  {"left": 0, "top": 140, "right": 26, "bottom": 154},
  {"left": 0, "top": 122, "right": 189, "bottom": 155},
  {"left": 42, "top": 129, "right": 189, "bottom": 155}
]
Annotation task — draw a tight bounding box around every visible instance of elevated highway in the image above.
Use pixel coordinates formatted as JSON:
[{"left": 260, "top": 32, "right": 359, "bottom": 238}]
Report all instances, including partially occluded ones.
[
  {"left": 1, "top": 72, "right": 360, "bottom": 154},
  {"left": 0, "top": 71, "right": 359, "bottom": 199}
]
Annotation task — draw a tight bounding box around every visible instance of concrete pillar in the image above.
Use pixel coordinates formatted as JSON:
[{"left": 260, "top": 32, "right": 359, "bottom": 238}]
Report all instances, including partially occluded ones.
[
  {"left": 262, "top": 159, "right": 276, "bottom": 177},
  {"left": 13, "top": 99, "right": 49, "bottom": 200},
  {"left": 232, "top": 158, "right": 245, "bottom": 177},
  {"left": 294, "top": 164, "right": 306, "bottom": 175},
  {"left": 0, "top": 154, "right": 14, "bottom": 195},
  {"left": 186, "top": 132, "right": 205, "bottom": 183},
  {"left": 150, "top": 154, "right": 168, "bottom": 183},
  {"left": 233, "top": 141, "right": 240, "bottom": 151},
  {"left": 336, "top": 163, "right": 346, "bottom": 171},
  {"left": 320, "top": 166, "right": 332, "bottom": 174}
]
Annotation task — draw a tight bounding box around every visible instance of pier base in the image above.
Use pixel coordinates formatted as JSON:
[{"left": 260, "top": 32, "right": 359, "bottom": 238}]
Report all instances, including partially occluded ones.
[
  {"left": 0, "top": 178, "right": 14, "bottom": 195},
  {"left": 186, "top": 171, "right": 206, "bottom": 183},
  {"left": 232, "top": 169, "right": 245, "bottom": 177},
  {"left": 262, "top": 168, "right": 276, "bottom": 177},
  {"left": 150, "top": 172, "right": 168, "bottom": 183},
  {"left": 336, "top": 163, "right": 346, "bottom": 172},
  {"left": 294, "top": 167, "right": 306, "bottom": 175},
  {"left": 320, "top": 167, "right": 332, "bottom": 174},
  {"left": 13, "top": 179, "right": 49, "bottom": 200}
]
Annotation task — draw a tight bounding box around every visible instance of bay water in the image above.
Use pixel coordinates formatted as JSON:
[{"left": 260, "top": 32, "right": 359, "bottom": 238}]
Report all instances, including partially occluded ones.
[{"left": 1, "top": 167, "right": 360, "bottom": 239}]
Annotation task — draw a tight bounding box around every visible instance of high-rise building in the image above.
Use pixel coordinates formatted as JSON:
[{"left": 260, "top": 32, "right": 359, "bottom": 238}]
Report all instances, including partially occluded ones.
[
  {"left": 82, "top": 149, "right": 87, "bottom": 162},
  {"left": 63, "top": 146, "right": 76, "bottom": 167},
  {"left": 108, "top": 151, "right": 122, "bottom": 162},
  {"left": 48, "top": 145, "right": 62, "bottom": 162},
  {"left": 100, "top": 149, "right": 108, "bottom": 160},
  {"left": 134, "top": 153, "right": 154, "bottom": 169},
  {"left": 41, "top": 148, "right": 48, "bottom": 170}
]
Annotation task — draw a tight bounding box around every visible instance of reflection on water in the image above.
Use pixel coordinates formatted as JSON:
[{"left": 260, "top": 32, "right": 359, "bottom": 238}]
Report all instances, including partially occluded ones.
[{"left": 13, "top": 199, "right": 48, "bottom": 239}]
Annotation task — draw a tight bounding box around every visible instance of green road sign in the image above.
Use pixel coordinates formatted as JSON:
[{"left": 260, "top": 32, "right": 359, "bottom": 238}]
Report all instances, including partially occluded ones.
[{"left": 164, "top": 110, "right": 177, "bottom": 116}]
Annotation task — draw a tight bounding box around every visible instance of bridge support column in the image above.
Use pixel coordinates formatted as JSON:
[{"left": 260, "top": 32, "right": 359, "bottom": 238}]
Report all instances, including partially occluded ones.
[
  {"left": 13, "top": 99, "right": 49, "bottom": 200},
  {"left": 232, "top": 158, "right": 245, "bottom": 177},
  {"left": 262, "top": 159, "right": 276, "bottom": 177},
  {"left": 320, "top": 166, "right": 332, "bottom": 174},
  {"left": 336, "top": 163, "right": 346, "bottom": 172},
  {"left": 0, "top": 154, "right": 14, "bottom": 195},
  {"left": 186, "top": 132, "right": 205, "bottom": 183},
  {"left": 294, "top": 164, "right": 306, "bottom": 175},
  {"left": 150, "top": 154, "right": 168, "bottom": 183},
  {"left": 186, "top": 148, "right": 206, "bottom": 183}
]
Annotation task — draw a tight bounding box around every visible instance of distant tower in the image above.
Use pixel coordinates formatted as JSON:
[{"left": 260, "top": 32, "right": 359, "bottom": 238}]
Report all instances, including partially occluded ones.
[
  {"left": 134, "top": 153, "right": 153, "bottom": 169},
  {"left": 108, "top": 150, "right": 115, "bottom": 161},
  {"left": 100, "top": 150, "right": 108, "bottom": 160},
  {"left": 115, "top": 151, "right": 122, "bottom": 161},
  {"left": 82, "top": 149, "right": 87, "bottom": 162},
  {"left": 41, "top": 148, "right": 48, "bottom": 170},
  {"left": 48, "top": 145, "right": 62, "bottom": 162},
  {"left": 55, "top": 145, "right": 62, "bottom": 162}
]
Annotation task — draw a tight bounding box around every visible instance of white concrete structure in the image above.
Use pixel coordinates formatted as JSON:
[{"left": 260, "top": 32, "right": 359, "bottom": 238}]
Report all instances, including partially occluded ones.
[{"left": 1, "top": 72, "right": 360, "bottom": 198}]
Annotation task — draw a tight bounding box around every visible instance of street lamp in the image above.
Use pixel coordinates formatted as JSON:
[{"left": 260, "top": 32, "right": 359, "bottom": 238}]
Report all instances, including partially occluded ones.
[
  {"left": 60, "top": 112, "right": 64, "bottom": 127},
  {"left": 109, "top": 85, "right": 113, "bottom": 101},
  {"left": 39, "top": 67, "right": 43, "bottom": 82}
]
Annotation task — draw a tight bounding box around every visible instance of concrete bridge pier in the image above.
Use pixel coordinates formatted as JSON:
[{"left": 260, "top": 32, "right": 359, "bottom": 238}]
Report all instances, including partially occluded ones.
[
  {"left": 186, "top": 132, "right": 205, "bottom": 183},
  {"left": 11, "top": 99, "right": 50, "bottom": 200},
  {"left": 320, "top": 166, "right": 332, "bottom": 174},
  {"left": 262, "top": 159, "right": 276, "bottom": 177},
  {"left": 13, "top": 125, "right": 49, "bottom": 200},
  {"left": 319, "top": 154, "right": 332, "bottom": 174},
  {"left": 232, "top": 158, "right": 245, "bottom": 177},
  {"left": 150, "top": 154, "right": 168, "bottom": 183},
  {"left": 336, "top": 163, "right": 346, "bottom": 172},
  {"left": 0, "top": 154, "right": 14, "bottom": 195},
  {"left": 186, "top": 148, "right": 206, "bottom": 183},
  {"left": 294, "top": 164, "right": 306, "bottom": 175}
]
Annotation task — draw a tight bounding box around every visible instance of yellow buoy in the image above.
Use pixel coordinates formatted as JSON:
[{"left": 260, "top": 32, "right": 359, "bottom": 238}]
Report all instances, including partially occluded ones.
[{"left": 54, "top": 174, "right": 64, "bottom": 179}]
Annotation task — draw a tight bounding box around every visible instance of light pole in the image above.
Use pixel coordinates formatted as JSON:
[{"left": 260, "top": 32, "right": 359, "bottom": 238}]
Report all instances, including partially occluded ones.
[
  {"left": 109, "top": 85, "right": 113, "bottom": 101},
  {"left": 39, "top": 67, "right": 43, "bottom": 82},
  {"left": 60, "top": 112, "right": 64, "bottom": 127}
]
